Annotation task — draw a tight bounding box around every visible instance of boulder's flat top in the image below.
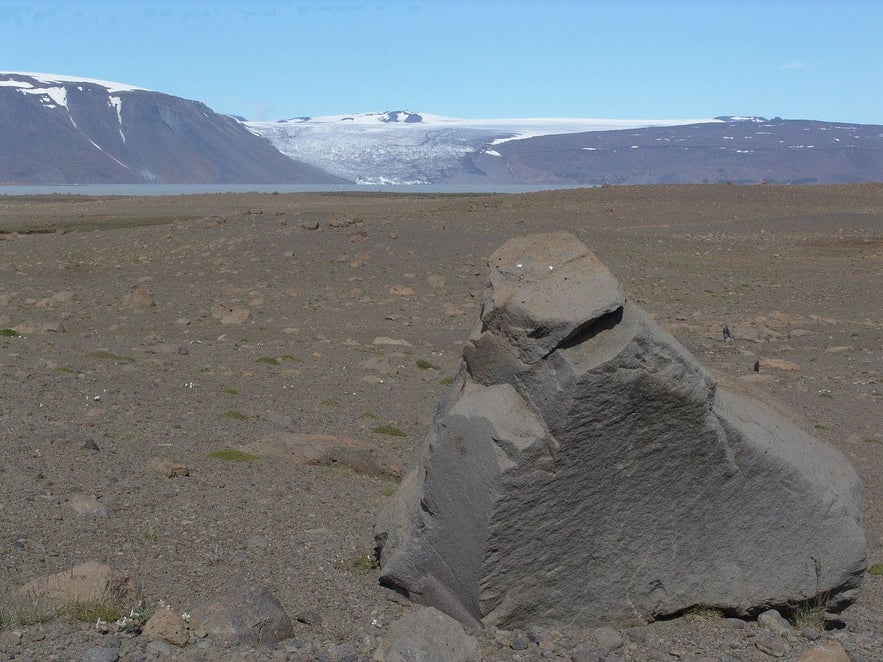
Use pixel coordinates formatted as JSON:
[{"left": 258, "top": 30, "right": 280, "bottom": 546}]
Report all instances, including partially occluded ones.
[{"left": 1, "top": 183, "right": 881, "bottom": 659}]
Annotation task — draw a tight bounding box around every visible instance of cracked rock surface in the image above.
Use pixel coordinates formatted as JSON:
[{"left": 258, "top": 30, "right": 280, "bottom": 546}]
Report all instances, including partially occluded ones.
[{"left": 375, "top": 231, "right": 867, "bottom": 628}]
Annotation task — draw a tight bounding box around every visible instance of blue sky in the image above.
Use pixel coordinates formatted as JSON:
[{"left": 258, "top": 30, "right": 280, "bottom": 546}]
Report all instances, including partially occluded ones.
[{"left": 2, "top": 0, "right": 880, "bottom": 123}]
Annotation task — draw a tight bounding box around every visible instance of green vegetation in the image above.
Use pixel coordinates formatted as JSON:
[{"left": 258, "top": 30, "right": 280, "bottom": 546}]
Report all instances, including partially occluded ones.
[
  {"left": 439, "top": 376, "right": 456, "bottom": 385},
  {"left": 416, "top": 359, "right": 440, "bottom": 370},
  {"left": 351, "top": 554, "right": 380, "bottom": 571},
  {"left": 222, "top": 387, "right": 239, "bottom": 395},
  {"left": 322, "top": 399, "right": 341, "bottom": 407},
  {"left": 788, "top": 594, "right": 829, "bottom": 630},
  {"left": 221, "top": 410, "right": 248, "bottom": 420},
  {"left": 205, "top": 449, "right": 259, "bottom": 462},
  {"left": 372, "top": 424, "right": 406, "bottom": 437},
  {"left": 361, "top": 411, "right": 379, "bottom": 420},
  {"left": 55, "top": 366, "right": 80, "bottom": 374},
  {"left": 256, "top": 356, "right": 281, "bottom": 365},
  {"left": 869, "top": 563, "right": 883, "bottom": 576},
  {"left": 0, "top": 328, "right": 20, "bottom": 337},
  {"left": 61, "top": 600, "right": 126, "bottom": 624},
  {"left": 381, "top": 488, "right": 396, "bottom": 497},
  {"left": 88, "top": 350, "right": 134, "bottom": 363}
]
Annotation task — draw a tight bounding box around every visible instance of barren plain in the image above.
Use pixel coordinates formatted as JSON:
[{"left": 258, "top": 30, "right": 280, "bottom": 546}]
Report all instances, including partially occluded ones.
[{"left": 1, "top": 184, "right": 881, "bottom": 660}]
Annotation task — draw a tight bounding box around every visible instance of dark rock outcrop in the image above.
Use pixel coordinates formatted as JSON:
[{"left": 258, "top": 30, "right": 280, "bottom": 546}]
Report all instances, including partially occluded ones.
[{"left": 375, "top": 232, "right": 866, "bottom": 628}]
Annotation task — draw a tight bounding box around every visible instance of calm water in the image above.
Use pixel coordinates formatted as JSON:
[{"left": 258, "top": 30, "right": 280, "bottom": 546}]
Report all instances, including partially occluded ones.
[{"left": 0, "top": 184, "right": 587, "bottom": 196}]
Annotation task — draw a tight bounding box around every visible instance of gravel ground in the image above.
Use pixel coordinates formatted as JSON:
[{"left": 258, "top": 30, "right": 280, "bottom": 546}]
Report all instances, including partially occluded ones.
[{"left": 1, "top": 184, "right": 881, "bottom": 660}]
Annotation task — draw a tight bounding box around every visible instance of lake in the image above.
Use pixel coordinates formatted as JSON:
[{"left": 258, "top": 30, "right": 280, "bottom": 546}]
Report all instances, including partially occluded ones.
[{"left": 0, "top": 184, "right": 588, "bottom": 196}]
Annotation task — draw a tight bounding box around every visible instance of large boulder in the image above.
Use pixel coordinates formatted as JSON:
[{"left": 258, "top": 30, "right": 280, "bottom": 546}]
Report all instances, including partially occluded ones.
[{"left": 374, "top": 232, "right": 866, "bottom": 629}]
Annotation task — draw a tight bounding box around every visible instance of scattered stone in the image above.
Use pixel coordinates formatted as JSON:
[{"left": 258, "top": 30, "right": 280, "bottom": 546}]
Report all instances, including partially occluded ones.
[
  {"left": 825, "top": 346, "right": 853, "bottom": 353},
  {"left": 373, "top": 607, "right": 480, "bottom": 662},
  {"left": 15, "top": 561, "right": 135, "bottom": 610},
  {"left": 245, "top": 433, "right": 404, "bottom": 478},
  {"left": 190, "top": 585, "right": 294, "bottom": 646},
  {"left": 426, "top": 274, "right": 447, "bottom": 289},
  {"left": 295, "top": 610, "right": 323, "bottom": 626},
  {"left": 795, "top": 640, "right": 851, "bottom": 662},
  {"left": 389, "top": 284, "right": 415, "bottom": 296},
  {"left": 142, "top": 607, "right": 191, "bottom": 647},
  {"left": 148, "top": 458, "right": 191, "bottom": 478},
  {"left": 593, "top": 626, "right": 624, "bottom": 651},
  {"left": 67, "top": 493, "right": 108, "bottom": 517},
  {"left": 758, "top": 608, "right": 792, "bottom": 634},
  {"left": 210, "top": 303, "right": 251, "bottom": 325},
  {"left": 145, "top": 640, "right": 173, "bottom": 657},
  {"left": 121, "top": 286, "right": 154, "bottom": 311},
  {"left": 755, "top": 633, "right": 788, "bottom": 657},
  {"left": 81, "top": 647, "right": 120, "bottom": 662},
  {"left": 375, "top": 232, "right": 867, "bottom": 629}
]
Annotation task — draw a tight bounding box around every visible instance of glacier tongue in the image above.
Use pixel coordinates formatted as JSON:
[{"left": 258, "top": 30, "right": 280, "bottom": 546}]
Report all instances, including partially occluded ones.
[{"left": 246, "top": 114, "right": 721, "bottom": 185}]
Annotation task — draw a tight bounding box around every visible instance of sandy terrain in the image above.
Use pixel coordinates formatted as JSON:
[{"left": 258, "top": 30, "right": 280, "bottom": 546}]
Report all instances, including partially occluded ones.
[{"left": 1, "top": 184, "right": 881, "bottom": 660}]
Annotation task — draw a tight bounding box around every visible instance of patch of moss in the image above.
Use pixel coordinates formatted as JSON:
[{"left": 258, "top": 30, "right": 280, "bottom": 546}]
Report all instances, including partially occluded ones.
[
  {"left": 223, "top": 387, "right": 239, "bottom": 395},
  {"left": 206, "top": 449, "right": 259, "bottom": 462},
  {"left": 0, "top": 328, "right": 20, "bottom": 337},
  {"left": 439, "top": 376, "right": 455, "bottom": 385},
  {"left": 88, "top": 350, "right": 134, "bottom": 363},
  {"left": 256, "top": 356, "right": 281, "bottom": 365},
  {"left": 869, "top": 563, "right": 883, "bottom": 576},
  {"left": 372, "top": 424, "right": 406, "bottom": 437},
  {"left": 381, "top": 488, "right": 396, "bottom": 497},
  {"left": 351, "top": 554, "right": 380, "bottom": 571},
  {"left": 55, "top": 366, "right": 80, "bottom": 374},
  {"left": 322, "top": 399, "right": 341, "bottom": 407},
  {"left": 361, "top": 411, "right": 379, "bottom": 420},
  {"left": 221, "top": 410, "right": 248, "bottom": 420},
  {"left": 416, "top": 359, "right": 440, "bottom": 370}
]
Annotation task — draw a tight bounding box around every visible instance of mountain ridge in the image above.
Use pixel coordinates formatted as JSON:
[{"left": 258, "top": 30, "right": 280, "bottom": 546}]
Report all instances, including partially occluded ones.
[
  {"left": 0, "top": 72, "right": 344, "bottom": 185},
  {"left": 3, "top": 72, "right": 882, "bottom": 186}
]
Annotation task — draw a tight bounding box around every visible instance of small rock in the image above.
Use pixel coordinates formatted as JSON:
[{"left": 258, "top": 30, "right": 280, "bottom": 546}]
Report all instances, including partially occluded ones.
[
  {"left": 210, "top": 303, "right": 251, "bottom": 325},
  {"left": 755, "top": 635, "right": 788, "bottom": 657},
  {"left": 190, "top": 585, "right": 294, "bottom": 646},
  {"left": 295, "top": 610, "right": 323, "bottom": 626},
  {"left": 67, "top": 493, "right": 108, "bottom": 517},
  {"left": 795, "top": 641, "right": 850, "bottom": 662},
  {"left": 389, "top": 284, "right": 415, "bottom": 296},
  {"left": 332, "top": 642, "right": 358, "bottom": 662},
  {"left": 149, "top": 458, "right": 191, "bottom": 478},
  {"left": 145, "top": 640, "right": 173, "bottom": 657},
  {"left": 142, "top": 608, "right": 191, "bottom": 647},
  {"left": 15, "top": 561, "right": 135, "bottom": 609},
  {"left": 758, "top": 608, "right": 793, "bottom": 634},
  {"left": 802, "top": 626, "right": 822, "bottom": 641},
  {"left": 81, "top": 647, "right": 120, "bottom": 662},
  {"left": 593, "top": 626, "right": 624, "bottom": 651},
  {"left": 373, "top": 607, "right": 480, "bottom": 661},
  {"left": 121, "top": 286, "right": 154, "bottom": 311}
]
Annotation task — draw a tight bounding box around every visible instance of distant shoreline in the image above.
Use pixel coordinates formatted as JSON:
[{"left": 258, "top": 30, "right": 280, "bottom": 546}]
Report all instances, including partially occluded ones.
[{"left": 0, "top": 183, "right": 589, "bottom": 197}]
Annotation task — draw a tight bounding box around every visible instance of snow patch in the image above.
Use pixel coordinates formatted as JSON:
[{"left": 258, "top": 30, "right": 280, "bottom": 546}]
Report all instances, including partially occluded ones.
[
  {"left": 2, "top": 71, "right": 146, "bottom": 92},
  {"left": 19, "top": 86, "right": 68, "bottom": 109}
]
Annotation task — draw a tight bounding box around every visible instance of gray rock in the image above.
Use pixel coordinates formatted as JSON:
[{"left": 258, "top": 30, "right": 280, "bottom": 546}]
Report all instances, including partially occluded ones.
[
  {"left": 80, "top": 648, "right": 119, "bottom": 662},
  {"left": 190, "top": 584, "right": 294, "bottom": 646},
  {"left": 373, "top": 607, "right": 480, "bottom": 661},
  {"left": 758, "top": 608, "right": 792, "bottom": 634},
  {"left": 593, "top": 626, "right": 624, "bottom": 651},
  {"left": 375, "top": 232, "right": 867, "bottom": 629}
]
